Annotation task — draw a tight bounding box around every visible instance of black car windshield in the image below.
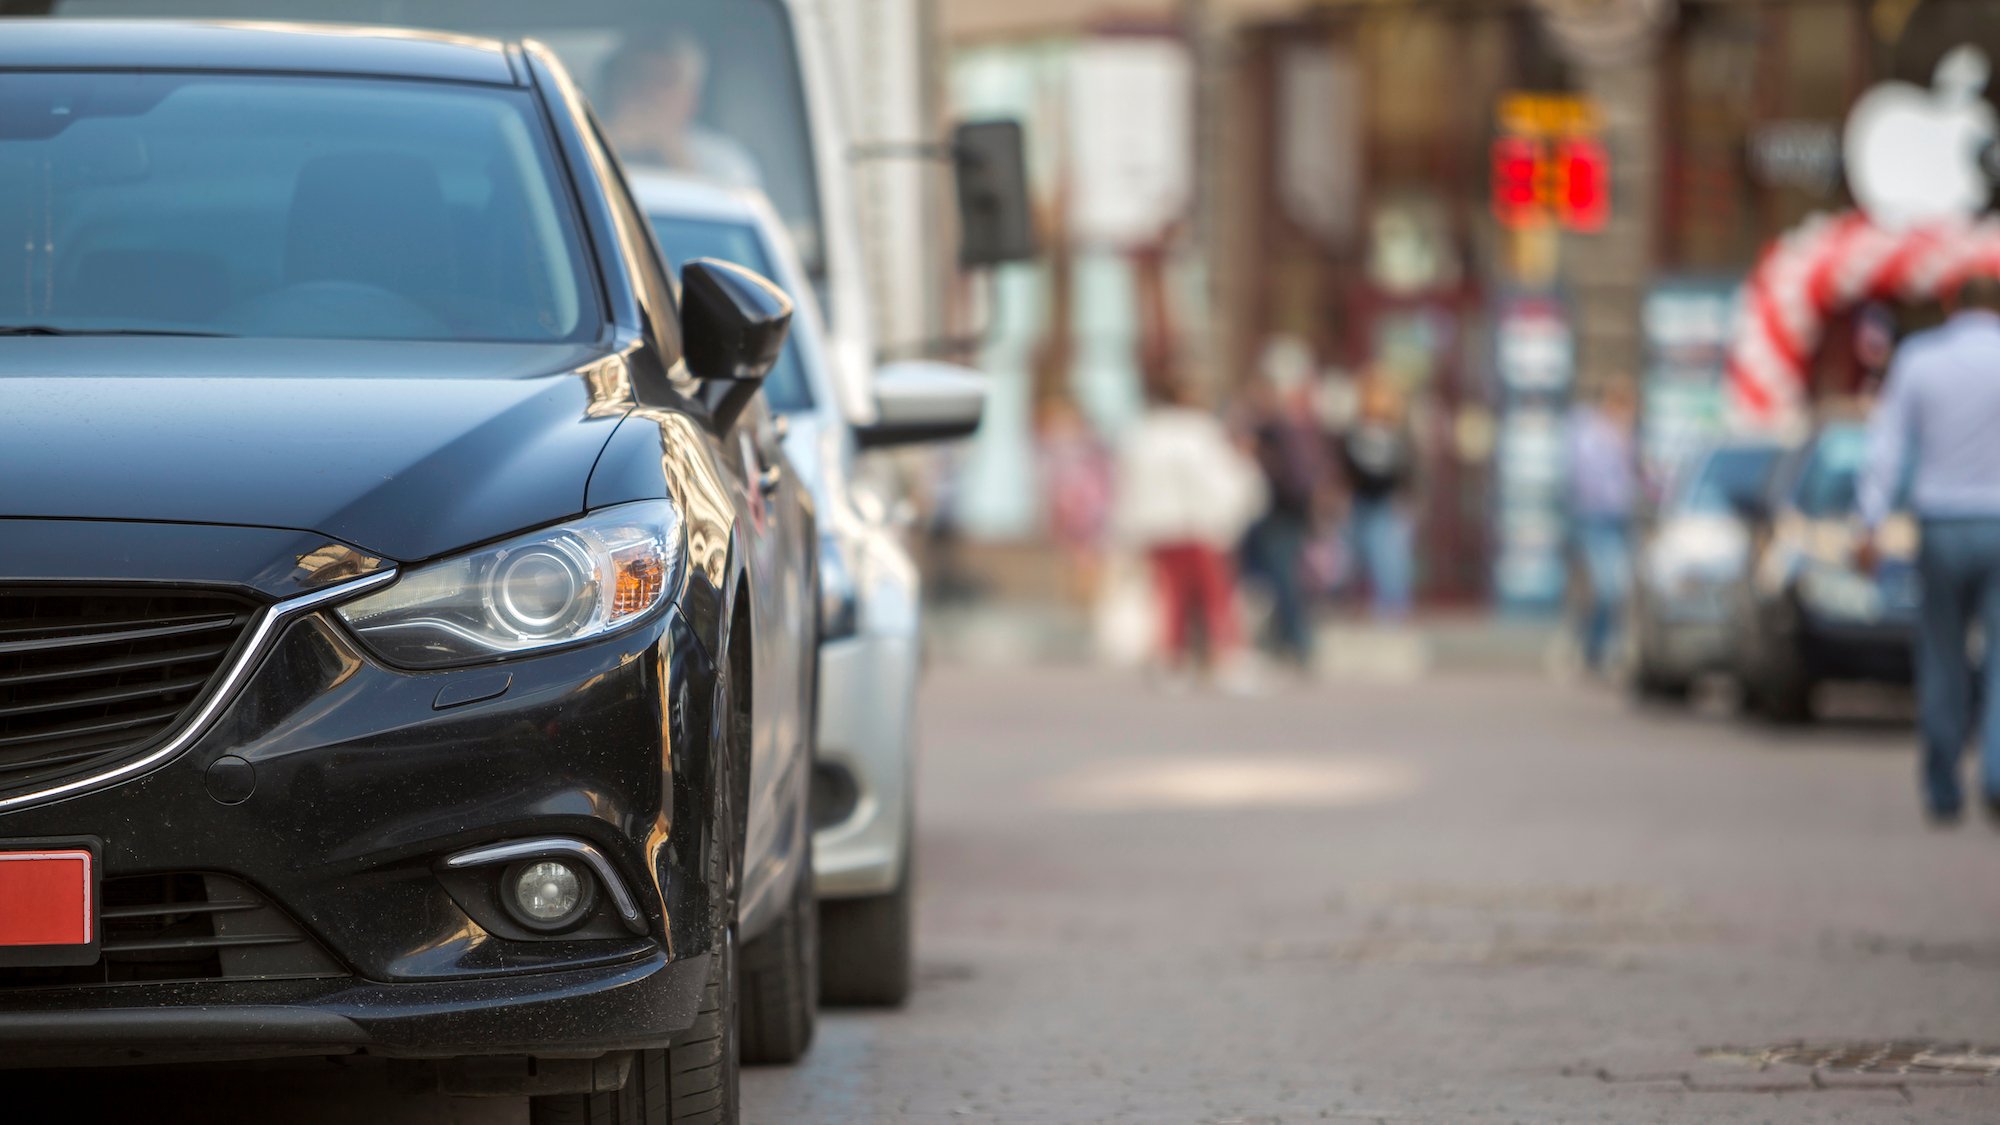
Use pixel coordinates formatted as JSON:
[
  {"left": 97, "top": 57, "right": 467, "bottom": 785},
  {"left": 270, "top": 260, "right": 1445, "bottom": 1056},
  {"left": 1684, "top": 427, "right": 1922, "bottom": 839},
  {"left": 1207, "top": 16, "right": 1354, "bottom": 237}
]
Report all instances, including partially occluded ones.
[
  {"left": 1678, "top": 446, "right": 1780, "bottom": 515},
  {"left": 1796, "top": 425, "right": 1868, "bottom": 518},
  {"left": 0, "top": 72, "right": 597, "bottom": 344},
  {"left": 648, "top": 214, "right": 813, "bottom": 414},
  {"left": 47, "top": 0, "right": 828, "bottom": 286}
]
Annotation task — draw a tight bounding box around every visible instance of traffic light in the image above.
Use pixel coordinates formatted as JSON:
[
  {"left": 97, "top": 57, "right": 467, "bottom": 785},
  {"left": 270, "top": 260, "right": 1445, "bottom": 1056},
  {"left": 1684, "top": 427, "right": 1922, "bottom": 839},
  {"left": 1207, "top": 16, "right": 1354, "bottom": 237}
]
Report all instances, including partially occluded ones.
[
  {"left": 1491, "top": 136, "right": 1542, "bottom": 229},
  {"left": 1556, "top": 139, "right": 1609, "bottom": 233},
  {"left": 1490, "top": 135, "right": 1610, "bottom": 233}
]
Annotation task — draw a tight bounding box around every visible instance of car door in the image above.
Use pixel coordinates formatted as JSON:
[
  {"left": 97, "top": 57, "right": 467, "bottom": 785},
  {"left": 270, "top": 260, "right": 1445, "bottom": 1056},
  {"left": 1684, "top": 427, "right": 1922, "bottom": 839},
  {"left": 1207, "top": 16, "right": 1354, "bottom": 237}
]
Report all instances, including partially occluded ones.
[
  {"left": 577, "top": 108, "right": 814, "bottom": 910},
  {"left": 728, "top": 391, "right": 815, "bottom": 899}
]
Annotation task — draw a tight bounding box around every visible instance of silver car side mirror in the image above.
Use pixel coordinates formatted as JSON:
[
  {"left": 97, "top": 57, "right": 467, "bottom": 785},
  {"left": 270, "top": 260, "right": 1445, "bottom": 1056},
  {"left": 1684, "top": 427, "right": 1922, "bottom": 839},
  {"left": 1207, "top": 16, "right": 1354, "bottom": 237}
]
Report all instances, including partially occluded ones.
[{"left": 855, "top": 361, "right": 987, "bottom": 449}]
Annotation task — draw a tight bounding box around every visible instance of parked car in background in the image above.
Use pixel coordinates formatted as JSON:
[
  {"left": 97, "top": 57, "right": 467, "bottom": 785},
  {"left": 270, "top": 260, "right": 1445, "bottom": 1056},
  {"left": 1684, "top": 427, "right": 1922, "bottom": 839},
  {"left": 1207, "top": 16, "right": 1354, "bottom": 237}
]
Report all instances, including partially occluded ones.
[
  {"left": 1727, "top": 421, "right": 1919, "bottom": 723},
  {"left": 634, "top": 172, "right": 986, "bottom": 1007},
  {"left": 0, "top": 22, "right": 819, "bottom": 1124},
  {"left": 1631, "top": 440, "right": 1784, "bottom": 701}
]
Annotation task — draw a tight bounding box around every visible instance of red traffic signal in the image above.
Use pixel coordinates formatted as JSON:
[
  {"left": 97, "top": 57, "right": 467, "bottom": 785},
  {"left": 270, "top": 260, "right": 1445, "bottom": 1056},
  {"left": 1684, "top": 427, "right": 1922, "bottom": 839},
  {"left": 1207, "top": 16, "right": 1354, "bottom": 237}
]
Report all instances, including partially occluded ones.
[
  {"left": 1491, "top": 136, "right": 1610, "bottom": 232},
  {"left": 1556, "top": 138, "right": 1609, "bottom": 233},
  {"left": 1491, "top": 136, "right": 1542, "bottom": 229}
]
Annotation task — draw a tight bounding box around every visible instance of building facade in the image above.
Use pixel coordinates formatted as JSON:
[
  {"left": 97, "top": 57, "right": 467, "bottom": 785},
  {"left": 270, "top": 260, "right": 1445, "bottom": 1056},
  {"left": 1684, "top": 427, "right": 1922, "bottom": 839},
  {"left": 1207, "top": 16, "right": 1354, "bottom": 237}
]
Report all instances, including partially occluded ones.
[{"left": 940, "top": 0, "right": 2000, "bottom": 607}]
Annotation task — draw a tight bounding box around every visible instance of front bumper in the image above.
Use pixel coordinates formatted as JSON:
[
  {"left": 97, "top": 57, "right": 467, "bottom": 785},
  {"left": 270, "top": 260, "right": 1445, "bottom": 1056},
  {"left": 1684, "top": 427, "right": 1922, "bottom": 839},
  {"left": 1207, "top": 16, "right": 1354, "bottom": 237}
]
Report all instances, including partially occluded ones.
[
  {"left": 0, "top": 584, "right": 724, "bottom": 1065},
  {"left": 1638, "top": 579, "right": 1736, "bottom": 677},
  {"left": 1643, "top": 611, "right": 1733, "bottom": 678},
  {"left": 0, "top": 949, "right": 708, "bottom": 1069},
  {"left": 812, "top": 629, "right": 919, "bottom": 899},
  {"left": 1799, "top": 612, "right": 1916, "bottom": 683}
]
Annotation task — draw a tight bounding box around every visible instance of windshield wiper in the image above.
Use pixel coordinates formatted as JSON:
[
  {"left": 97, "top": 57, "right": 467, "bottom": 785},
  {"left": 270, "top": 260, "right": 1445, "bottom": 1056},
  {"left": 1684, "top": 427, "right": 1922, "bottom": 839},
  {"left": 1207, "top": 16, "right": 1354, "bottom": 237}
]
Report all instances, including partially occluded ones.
[{"left": 0, "top": 326, "right": 238, "bottom": 338}]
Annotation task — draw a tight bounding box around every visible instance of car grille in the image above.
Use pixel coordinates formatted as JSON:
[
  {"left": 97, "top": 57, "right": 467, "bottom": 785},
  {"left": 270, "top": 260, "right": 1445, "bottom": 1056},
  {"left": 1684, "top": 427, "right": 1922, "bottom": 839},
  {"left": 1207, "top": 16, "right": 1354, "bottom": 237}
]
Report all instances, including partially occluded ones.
[
  {"left": 0, "top": 872, "right": 344, "bottom": 991},
  {"left": 0, "top": 588, "right": 258, "bottom": 799}
]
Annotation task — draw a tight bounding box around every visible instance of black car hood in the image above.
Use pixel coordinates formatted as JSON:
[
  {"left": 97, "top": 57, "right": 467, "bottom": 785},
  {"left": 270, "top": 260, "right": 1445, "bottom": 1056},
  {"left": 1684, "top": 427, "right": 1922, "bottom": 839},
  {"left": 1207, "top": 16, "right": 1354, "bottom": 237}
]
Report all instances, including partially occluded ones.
[{"left": 0, "top": 338, "right": 634, "bottom": 563}]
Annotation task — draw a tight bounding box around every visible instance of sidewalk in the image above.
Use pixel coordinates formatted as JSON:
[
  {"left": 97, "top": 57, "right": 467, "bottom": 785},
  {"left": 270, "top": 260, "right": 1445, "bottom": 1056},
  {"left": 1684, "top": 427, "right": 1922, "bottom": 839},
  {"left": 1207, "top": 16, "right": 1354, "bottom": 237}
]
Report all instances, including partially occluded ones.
[{"left": 924, "top": 598, "right": 1561, "bottom": 679}]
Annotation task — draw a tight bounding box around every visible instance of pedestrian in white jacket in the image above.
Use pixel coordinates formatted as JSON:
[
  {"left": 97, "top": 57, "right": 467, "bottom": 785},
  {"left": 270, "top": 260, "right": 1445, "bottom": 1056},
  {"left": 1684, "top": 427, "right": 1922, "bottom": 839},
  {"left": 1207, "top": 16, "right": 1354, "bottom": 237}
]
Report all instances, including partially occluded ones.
[{"left": 1110, "top": 386, "right": 1267, "bottom": 679}]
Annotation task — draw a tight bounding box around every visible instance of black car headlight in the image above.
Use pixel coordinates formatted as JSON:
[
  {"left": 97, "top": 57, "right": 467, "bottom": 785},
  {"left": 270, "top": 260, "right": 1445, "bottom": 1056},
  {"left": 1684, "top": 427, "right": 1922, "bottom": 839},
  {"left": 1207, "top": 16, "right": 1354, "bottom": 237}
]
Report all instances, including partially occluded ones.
[
  {"left": 336, "top": 501, "right": 683, "bottom": 668},
  {"left": 818, "top": 531, "right": 859, "bottom": 641},
  {"left": 1796, "top": 563, "right": 1883, "bottom": 622}
]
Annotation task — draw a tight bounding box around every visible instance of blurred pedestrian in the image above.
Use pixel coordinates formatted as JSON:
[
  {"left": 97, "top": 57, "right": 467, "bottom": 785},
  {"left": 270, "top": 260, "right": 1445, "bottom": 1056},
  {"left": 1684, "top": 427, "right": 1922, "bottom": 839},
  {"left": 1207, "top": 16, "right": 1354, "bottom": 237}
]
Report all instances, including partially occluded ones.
[
  {"left": 1240, "top": 375, "right": 1327, "bottom": 666},
  {"left": 1858, "top": 275, "right": 2000, "bottom": 826},
  {"left": 600, "top": 31, "right": 763, "bottom": 190},
  {"left": 1338, "top": 379, "right": 1418, "bottom": 620},
  {"left": 1038, "top": 397, "right": 1114, "bottom": 605},
  {"left": 1111, "top": 380, "right": 1267, "bottom": 689},
  {"left": 1564, "top": 379, "right": 1641, "bottom": 675}
]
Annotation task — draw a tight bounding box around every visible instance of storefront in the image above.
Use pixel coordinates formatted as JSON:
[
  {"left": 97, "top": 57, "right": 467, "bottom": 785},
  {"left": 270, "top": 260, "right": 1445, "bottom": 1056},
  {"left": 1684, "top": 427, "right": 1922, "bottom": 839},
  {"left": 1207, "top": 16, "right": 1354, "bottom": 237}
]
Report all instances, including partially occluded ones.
[
  {"left": 1220, "top": 1, "right": 1574, "bottom": 606},
  {"left": 939, "top": 0, "right": 2000, "bottom": 608},
  {"left": 1217, "top": 0, "right": 2000, "bottom": 608}
]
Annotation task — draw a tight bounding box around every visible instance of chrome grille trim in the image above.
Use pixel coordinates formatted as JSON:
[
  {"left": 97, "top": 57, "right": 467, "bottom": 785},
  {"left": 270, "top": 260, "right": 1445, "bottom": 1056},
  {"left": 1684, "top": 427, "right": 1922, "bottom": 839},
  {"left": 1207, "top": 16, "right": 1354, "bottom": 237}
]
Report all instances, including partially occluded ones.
[{"left": 0, "top": 569, "right": 398, "bottom": 814}]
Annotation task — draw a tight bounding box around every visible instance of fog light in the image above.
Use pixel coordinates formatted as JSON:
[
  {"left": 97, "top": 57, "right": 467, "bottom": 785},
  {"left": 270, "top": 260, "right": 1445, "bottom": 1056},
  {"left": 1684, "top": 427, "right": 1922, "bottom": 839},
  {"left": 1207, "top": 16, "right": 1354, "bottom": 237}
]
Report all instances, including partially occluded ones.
[{"left": 503, "top": 859, "right": 593, "bottom": 932}]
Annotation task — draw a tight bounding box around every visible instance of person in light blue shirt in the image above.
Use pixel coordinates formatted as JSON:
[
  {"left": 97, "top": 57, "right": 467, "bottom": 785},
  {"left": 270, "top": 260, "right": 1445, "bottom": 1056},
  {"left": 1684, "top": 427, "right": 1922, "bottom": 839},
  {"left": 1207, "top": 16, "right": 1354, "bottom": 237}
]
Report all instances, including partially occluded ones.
[
  {"left": 1565, "top": 380, "right": 1641, "bottom": 674},
  {"left": 1859, "top": 277, "right": 2000, "bottom": 824}
]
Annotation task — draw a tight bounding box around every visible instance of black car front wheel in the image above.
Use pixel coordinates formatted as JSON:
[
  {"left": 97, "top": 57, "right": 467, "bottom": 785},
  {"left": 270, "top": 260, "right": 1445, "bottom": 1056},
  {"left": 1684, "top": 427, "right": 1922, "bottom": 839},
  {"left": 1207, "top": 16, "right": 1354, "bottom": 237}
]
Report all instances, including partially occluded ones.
[
  {"left": 527, "top": 934, "right": 738, "bottom": 1125},
  {"left": 531, "top": 646, "right": 748, "bottom": 1124}
]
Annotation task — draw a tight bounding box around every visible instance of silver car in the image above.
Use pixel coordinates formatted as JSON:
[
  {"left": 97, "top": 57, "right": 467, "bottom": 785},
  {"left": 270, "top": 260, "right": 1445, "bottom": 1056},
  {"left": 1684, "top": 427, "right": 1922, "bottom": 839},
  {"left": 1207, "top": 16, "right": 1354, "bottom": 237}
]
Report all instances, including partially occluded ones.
[
  {"left": 1632, "top": 440, "right": 1784, "bottom": 701},
  {"left": 634, "top": 173, "right": 985, "bottom": 1008}
]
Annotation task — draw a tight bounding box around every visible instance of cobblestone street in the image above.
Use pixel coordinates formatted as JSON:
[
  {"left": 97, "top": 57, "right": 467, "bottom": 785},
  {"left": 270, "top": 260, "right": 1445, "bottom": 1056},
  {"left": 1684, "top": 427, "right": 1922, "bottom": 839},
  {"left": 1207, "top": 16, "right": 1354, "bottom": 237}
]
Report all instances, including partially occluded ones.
[
  {"left": 742, "top": 666, "right": 2000, "bottom": 1123},
  {"left": 24, "top": 663, "right": 2000, "bottom": 1123}
]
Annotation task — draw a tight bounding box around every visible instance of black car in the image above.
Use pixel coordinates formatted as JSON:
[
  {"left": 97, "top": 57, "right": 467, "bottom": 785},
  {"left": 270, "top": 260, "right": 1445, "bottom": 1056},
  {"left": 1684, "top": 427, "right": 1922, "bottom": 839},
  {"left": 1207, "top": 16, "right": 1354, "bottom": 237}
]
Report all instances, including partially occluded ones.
[
  {"left": 1729, "top": 421, "right": 1918, "bottom": 722},
  {"left": 0, "top": 21, "right": 819, "bottom": 1124}
]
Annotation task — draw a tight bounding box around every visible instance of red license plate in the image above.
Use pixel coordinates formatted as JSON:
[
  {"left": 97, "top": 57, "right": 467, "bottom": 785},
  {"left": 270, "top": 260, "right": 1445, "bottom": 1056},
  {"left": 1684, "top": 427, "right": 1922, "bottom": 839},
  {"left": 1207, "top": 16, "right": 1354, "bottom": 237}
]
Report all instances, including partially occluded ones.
[{"left": 0, "top": 848, "right": 98, "bottom": 966}]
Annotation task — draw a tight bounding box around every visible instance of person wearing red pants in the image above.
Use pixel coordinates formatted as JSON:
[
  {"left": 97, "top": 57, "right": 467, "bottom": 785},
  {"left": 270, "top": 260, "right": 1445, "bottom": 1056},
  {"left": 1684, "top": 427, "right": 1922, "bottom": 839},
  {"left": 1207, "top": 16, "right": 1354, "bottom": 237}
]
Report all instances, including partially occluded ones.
[
  {"left": 1146, "top": 540, "right": 1242, "bottom": 665},
  {"left": 1110, "top": 381, "right": 1267, "bottom": 686}
]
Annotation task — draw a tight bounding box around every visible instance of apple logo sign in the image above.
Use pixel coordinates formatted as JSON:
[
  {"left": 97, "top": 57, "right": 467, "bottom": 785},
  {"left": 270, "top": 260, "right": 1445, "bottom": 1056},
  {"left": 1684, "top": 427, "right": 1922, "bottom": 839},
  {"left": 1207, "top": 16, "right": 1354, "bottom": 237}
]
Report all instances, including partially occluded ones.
[{"left": 1845, "top": 45, "right": 1998, "bottom": 229}]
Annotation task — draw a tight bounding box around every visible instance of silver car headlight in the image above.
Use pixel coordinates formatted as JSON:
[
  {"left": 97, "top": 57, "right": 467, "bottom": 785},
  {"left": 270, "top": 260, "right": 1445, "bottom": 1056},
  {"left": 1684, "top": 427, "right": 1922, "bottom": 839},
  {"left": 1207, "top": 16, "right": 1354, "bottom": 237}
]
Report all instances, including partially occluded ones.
[
  {"left": 336, "top": 501, "right": 683, "bottom": 668},
  {"left": 1646, "top": 519, "right": 1747, "bottom": 594}
]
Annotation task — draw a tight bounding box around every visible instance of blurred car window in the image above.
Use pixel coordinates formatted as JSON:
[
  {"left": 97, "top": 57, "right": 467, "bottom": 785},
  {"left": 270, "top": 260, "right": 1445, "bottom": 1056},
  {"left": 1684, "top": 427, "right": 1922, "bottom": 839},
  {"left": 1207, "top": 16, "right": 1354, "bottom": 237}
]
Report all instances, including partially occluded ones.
[
  {"left": 0, "top": 72, "right": 596, "bottom": 343},
  {"left": 1796, "top": 425, "right": 1869, "bottom": 517},
  {"left": 57, "top": 0, "right": 829, "bottom": 289},
  {"left": 1678, "top": 445, "right": 1781, "bottom": 515},
  {"left": 648, "top": 214, "right": 814, "bottom": 414}
]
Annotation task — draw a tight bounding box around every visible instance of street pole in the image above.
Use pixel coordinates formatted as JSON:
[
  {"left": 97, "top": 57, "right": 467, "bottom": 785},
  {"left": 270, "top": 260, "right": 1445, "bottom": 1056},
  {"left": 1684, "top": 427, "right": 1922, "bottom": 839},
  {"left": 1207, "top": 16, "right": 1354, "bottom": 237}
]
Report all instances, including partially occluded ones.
[
  {"left": 1179, "top": 0, "right": 1219, "bottom": 403},
  {"left": 1533, "top": 0, "right": 1673, "bottom": 395}
]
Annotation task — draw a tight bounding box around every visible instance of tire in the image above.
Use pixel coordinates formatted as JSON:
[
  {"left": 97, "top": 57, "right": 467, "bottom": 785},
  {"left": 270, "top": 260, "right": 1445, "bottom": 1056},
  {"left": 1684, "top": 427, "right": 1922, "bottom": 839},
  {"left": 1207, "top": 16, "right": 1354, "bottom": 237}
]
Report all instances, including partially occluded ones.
[
  {"left": 1746, "top": 646, "right": 1815, "bottom": 724},
  {"left": 738, "top": 848, "right": 817, "bottom": 1064},
  {"left": 532, "top": 647, "right": 746, "bottom": 1124},
  {"left": 818, "top": 854, "right": 913, "bottom": 1008},
  {"left": 1632, "top": 664, "right": 1692, "bottom": 704},
  {"left": 1753, "top": 671, "right": 1815, "bottom": 724},
  {"left": 1742, "top": 597, "right": 1815, "bottom": 724},
  {"left": 527, "top": 938, "right": 737, "bottom": 1125}
]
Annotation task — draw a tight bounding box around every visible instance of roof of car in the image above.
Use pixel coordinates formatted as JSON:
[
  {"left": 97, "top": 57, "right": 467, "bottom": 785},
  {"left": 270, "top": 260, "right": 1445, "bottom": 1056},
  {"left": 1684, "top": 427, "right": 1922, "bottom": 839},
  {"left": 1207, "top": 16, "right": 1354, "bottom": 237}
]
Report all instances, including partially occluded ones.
[
  {"left": 0, "top": 20, "right": 520, "bottom": 87},
  {"left": 626, "top": 171, "right": 769, "bottom": 226}
]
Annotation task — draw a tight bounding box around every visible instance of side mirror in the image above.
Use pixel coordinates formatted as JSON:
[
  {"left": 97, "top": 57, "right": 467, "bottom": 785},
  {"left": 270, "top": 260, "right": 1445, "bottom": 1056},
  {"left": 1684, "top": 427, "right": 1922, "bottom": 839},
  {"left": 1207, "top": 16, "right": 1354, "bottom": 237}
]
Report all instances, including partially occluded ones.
[
  {"left": 951, "top": 120, "right": 1036, "bottom": 267},
  {"left": 681, "top": 258, "right": 793, "bottom": 382},
  {"left": 856, "top": 361, "right": 988, "bottom": 449}
]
